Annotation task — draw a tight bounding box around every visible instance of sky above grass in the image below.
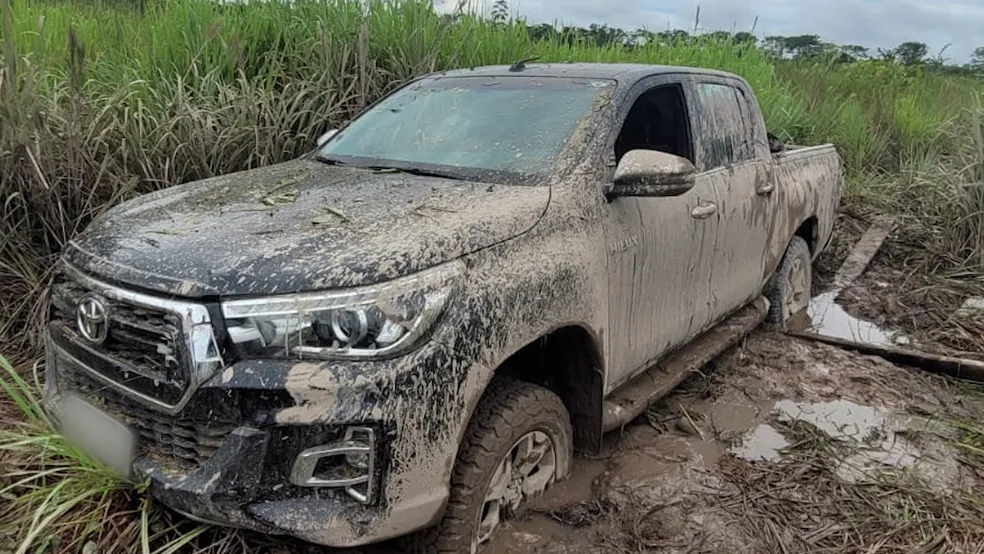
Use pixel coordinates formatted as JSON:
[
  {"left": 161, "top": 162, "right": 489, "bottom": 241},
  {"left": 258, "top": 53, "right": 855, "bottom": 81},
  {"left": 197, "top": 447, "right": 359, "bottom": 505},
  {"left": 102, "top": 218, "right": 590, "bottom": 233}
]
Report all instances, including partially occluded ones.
[{"left": 436, "top": 0, "right": 983, "bottom": 63}]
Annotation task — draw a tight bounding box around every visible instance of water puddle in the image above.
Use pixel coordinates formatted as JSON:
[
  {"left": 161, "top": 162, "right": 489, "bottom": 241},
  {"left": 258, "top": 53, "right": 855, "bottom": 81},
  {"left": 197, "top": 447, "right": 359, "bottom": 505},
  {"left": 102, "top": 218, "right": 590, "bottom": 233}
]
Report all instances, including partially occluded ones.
[
  {"left": 729, "top": 423, "right": 789, "bottom": 461},
  {"left": 729, "top": 399, "right": 923, "bottom": 481},
  {"left": 956, "top": 296, "right": 984, "bottom": 318},
  {"left": 790, "top": 291, "right": 909, "bottom": 346}
]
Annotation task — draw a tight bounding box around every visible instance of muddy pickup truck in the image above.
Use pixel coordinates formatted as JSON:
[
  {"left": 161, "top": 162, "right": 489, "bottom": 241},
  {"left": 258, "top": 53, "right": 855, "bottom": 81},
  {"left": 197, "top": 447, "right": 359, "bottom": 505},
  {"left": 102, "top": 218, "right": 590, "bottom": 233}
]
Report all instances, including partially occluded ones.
[{"left": 42, "top": 63, "right": 841, "bottom": 551}]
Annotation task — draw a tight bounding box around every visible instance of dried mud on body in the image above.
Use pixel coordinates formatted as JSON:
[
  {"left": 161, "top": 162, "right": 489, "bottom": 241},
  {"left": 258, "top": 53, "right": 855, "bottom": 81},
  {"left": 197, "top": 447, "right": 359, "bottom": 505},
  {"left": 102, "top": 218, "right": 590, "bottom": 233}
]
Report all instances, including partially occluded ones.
[{"left": 485, "top": 332, "right": 984, "bottom": 554}]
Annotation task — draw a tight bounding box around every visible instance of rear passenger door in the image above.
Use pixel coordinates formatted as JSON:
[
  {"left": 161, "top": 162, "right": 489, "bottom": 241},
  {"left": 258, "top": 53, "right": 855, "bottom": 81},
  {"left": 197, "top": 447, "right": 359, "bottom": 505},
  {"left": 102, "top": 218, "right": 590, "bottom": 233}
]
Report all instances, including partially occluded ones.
[{"left": 687, "top": 79, "right": 777, "bottom": 325}]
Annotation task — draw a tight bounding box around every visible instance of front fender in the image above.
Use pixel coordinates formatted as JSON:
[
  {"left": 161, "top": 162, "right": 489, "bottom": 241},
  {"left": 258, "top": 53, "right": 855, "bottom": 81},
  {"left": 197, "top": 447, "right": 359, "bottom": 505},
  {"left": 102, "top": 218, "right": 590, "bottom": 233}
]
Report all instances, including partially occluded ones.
[{"left": 443, "top": 205, "right": 608, "bottom": 465}]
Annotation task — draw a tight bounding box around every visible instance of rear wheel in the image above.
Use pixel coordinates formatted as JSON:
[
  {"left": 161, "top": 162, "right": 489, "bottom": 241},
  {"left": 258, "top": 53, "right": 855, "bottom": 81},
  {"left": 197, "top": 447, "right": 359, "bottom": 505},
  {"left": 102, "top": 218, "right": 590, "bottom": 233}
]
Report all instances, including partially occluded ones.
[
  {"left": 406, "top": 378, "right": 573, "bottom": 553},
  {"left": 766, "top": 235, "right": 812, "bottom": 327}
]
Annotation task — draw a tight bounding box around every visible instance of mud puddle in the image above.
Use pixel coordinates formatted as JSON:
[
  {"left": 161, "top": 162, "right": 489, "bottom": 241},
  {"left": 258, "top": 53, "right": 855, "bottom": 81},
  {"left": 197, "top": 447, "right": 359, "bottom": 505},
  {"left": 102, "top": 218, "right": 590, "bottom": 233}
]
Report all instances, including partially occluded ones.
[
  {"left": 789, "top": 291, "right": 909, "bottom": 346},
  {"left": 485, "top": 332, "right": 984, "bottom": 554}
]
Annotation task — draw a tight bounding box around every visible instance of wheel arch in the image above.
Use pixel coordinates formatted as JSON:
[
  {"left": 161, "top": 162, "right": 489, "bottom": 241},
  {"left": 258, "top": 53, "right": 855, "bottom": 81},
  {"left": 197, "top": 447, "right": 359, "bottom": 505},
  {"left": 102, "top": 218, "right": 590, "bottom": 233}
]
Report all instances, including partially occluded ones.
[
  {"left": 468, "top": 324, "right": 606, "bottom": 456},
  {"left": 763, "top": 215, "right": 819, "bottom": 305},
  {"left": 794, "top": 215, "right": 820, "bottom": 255}
]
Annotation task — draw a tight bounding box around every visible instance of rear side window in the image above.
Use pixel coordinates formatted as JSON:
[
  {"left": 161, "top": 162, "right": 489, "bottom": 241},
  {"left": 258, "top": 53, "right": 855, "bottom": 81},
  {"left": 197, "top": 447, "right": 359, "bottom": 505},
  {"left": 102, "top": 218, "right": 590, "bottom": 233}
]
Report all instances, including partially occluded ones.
[{"left": 693, "top": 83, "right": 752, "bottom": 171}]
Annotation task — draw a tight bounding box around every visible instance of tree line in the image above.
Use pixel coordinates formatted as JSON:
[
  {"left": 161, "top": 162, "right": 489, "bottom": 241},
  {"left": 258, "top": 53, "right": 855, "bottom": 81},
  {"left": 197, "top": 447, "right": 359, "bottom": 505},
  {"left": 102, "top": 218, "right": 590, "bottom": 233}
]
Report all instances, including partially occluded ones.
[{"left": 479, "top": 0, "right": 984, "bottom": 75}]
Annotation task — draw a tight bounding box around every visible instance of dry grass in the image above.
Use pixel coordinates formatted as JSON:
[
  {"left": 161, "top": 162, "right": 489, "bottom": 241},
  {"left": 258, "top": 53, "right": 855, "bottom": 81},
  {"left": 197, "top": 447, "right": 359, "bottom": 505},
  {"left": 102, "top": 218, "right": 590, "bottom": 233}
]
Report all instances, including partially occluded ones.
[
  {"left": 537, "top": 411, "right": 984, "bottom": 554},
  {"left": 709, "top": 419, "right": 984, "bottom": 554}
]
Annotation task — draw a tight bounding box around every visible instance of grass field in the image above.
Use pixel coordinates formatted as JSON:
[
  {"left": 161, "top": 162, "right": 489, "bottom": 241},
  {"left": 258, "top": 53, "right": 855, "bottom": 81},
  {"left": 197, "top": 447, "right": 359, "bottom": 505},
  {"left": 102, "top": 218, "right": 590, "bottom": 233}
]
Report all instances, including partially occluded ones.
[
  {"left": 2, "top": 0, "right": 983, "bottom": 354},
  {"left": 1, "top": 0, "right": 983, "bottom": 552}
]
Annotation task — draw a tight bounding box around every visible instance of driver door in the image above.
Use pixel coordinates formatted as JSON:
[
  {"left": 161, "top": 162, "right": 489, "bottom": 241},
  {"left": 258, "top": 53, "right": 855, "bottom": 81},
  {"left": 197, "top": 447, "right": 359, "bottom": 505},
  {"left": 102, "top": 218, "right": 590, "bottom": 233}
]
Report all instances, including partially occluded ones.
[{"left": 603, "top": 78, "right": 721, "bottom": 392}]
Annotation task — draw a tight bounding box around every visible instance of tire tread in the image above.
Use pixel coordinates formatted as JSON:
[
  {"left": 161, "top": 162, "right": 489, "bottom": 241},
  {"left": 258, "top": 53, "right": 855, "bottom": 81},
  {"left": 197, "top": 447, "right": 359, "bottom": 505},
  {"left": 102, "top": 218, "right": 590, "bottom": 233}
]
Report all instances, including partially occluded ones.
[
  {"left": 404, "top": 378, "right": 572, "bottom": 553},
  {"left": 766, "top": 235, "right": 812, "bottom": 326}
]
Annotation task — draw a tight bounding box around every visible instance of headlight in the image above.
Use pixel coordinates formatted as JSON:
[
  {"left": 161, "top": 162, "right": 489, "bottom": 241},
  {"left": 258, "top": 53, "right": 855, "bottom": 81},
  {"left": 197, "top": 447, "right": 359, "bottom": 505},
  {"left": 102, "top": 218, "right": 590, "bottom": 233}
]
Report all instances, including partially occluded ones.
[{"left": 221, "top": 262, "right": 462, "bottom": 360}]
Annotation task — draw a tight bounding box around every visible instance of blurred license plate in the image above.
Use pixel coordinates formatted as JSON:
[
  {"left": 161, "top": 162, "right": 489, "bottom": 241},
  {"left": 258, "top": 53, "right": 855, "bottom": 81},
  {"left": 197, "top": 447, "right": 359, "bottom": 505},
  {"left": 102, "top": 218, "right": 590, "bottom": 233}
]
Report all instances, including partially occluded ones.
[{"left": 60, "top": 394, "right": 137, "bottom": 478}]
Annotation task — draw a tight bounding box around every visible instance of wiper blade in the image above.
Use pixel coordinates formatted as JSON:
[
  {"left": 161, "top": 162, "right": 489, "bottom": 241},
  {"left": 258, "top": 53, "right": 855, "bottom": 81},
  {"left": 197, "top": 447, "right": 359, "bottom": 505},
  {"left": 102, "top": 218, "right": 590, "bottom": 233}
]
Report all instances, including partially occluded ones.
[
  {"left": 313, "top": 155, "right": 354, "bottom": 166},
  {"left": 315, "top": 156, "right": 465, "bottom": 181},
  {"left": 367, "top": 166, "right": 465, "bottom": 181}
]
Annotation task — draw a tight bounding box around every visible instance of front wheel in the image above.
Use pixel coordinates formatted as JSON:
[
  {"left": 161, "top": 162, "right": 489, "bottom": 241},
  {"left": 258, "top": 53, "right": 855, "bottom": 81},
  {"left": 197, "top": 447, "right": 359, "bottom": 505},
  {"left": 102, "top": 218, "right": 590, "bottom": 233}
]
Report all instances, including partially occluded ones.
[
  {"left": 766, "top": 235, "right": 813, "bottom": 327},
  {"left": 407, "top": 378, "right": 573, "bottom": 553}
]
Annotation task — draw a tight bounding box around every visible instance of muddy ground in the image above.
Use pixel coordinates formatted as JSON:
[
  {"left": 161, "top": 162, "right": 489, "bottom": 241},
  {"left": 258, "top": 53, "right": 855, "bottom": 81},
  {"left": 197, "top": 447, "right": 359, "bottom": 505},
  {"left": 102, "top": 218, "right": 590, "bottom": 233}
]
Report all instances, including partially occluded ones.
[
  {"left": 812, "top": 208, "right": 984, "bottom": 359},
  {"left": 838, "top": 253, "right": 984, "bottom": 360},
  {"left": 482, "top": 330, "right": 984, "bottom": 554}
]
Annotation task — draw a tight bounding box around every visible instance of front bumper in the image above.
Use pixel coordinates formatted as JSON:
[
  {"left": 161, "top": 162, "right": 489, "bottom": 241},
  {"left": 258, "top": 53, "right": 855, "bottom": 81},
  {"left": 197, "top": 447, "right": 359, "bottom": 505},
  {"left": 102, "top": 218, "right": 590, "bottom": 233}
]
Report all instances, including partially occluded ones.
[{"left": 43, "top": 327, "right": 461, "bottom": 547}]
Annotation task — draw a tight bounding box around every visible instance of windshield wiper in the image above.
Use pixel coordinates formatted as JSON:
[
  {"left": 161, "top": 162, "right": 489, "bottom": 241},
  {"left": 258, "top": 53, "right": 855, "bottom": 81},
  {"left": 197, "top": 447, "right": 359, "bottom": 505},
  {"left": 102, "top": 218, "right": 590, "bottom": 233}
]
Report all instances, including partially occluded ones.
[
  {"left": 314, "top": 155, "right": 466, "bottom": 181},
  {"left": 313, "top": 154, "right": 354, "bottom": 166},
  {"left": 365, "top": 165, "right": 466, "bottom": 181}
]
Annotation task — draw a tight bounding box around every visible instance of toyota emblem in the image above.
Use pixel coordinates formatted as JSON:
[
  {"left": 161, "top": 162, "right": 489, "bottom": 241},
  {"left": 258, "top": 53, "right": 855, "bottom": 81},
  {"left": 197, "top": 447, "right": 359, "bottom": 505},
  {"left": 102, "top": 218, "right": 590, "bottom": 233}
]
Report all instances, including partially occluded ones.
[{"left": 76, "top": 294, "right": 110, "bottom": 344}]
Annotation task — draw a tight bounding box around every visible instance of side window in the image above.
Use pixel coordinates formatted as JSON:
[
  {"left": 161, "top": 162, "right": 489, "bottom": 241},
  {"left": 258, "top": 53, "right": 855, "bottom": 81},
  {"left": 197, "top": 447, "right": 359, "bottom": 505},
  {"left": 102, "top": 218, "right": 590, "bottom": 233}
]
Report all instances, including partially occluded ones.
[
  {"left": 694, "top": 83, "right": 752, "bottom": 171},
  {"left": 613, "top": 84, "right": 694, "bottom": 166}
]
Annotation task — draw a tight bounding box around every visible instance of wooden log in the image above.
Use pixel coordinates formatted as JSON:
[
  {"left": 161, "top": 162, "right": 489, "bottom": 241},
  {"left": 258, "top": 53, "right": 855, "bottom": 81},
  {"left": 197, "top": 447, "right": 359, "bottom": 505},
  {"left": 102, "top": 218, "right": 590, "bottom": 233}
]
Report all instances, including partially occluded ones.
[
  {"left": 789, "top": 330, "right": 984, "bottom": 383},
  {"left": 830, "top": 216, "right": 896, "bottom": 291}
]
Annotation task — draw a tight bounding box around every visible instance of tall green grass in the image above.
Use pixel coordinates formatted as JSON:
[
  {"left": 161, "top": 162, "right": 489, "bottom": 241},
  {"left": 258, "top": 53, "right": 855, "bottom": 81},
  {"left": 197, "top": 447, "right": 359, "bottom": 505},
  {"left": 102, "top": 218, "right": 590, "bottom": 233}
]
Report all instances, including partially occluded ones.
[
  {"left": 0, "top": 2, "right": 982, "bottom": 551},
  {"left": 0, "top": 354, "right": 223, "bottom": 553},
  {"left": 0, "top": 0, "right": 788, "bottom": 354},
  {"left": 0, "top": 0, "right": 980, "bottom": 353}
]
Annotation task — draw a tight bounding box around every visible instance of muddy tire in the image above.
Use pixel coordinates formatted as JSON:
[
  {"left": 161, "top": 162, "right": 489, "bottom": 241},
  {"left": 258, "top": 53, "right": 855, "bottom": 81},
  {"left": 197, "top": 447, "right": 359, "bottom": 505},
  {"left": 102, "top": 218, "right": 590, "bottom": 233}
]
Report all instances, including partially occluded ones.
[
  {"left": 405, "top": 378, "right": 573, "bottom": 554},
  {"left": 766, "top": 235, "right": 812, "bottom": 327}
]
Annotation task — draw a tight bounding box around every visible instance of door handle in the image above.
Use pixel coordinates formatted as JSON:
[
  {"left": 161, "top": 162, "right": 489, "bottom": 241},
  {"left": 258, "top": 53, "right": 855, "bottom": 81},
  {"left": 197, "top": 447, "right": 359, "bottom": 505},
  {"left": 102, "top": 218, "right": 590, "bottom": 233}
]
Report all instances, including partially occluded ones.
[
  {"left": 756, "top": 182, "right": 775, "bottom": 195},
  {"left": 691, "top": 202, "right": 717, "bottom": 219}
]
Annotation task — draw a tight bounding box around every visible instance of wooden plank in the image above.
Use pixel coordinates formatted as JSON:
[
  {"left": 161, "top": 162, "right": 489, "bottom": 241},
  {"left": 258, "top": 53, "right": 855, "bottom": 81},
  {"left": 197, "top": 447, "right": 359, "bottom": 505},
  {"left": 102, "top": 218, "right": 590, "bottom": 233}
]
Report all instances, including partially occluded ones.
[
  {"left": 789, "top": 330, "right": 984, "bottom": 383},
  {"left": 830, "top": 216, "right": 896, "bottom": 291}
]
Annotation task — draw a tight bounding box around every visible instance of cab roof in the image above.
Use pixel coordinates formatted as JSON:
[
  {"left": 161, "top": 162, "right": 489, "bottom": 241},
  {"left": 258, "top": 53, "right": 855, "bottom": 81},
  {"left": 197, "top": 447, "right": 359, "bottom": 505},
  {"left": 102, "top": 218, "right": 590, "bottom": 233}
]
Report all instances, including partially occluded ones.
[{"left": 428, "top": 62, "right": 740, "bottom": 83}]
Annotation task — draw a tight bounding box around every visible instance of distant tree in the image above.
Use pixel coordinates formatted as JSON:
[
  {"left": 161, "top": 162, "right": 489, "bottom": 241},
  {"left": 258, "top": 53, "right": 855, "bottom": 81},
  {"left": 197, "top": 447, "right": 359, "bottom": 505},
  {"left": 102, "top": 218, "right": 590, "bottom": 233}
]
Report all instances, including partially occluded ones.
[
  {"left": 733, "top": 31, "right": 757, "bottom": 45},
  {"left": 811, "top": 42, "right": 847, "bottom": 63},
  {"left": 632, "top": 29, "right": 654, "bottom": 44},
  {"left": 891, "top": 41, "right": 929, "bottom": 65},
  {"left": 657, "top": 29, "right": 691, "bottom": 45},
  {"left": 585, "top": 23, "right": 628, "bottom": 46},
  {"left": 633, "top": 29, "right": 690, "bottom": 47},
  {"left": 785, "top": 35, "right": 824, "bottom": 58},
  {"left": 490, "top": 0, "right": 508, "bottom": 25},
  {"left": 558, "top": 26, "right": 585, "bottom": 45},
  {"left": 971, "top": 46, "right": 984, "bottom": 70},
  {"left": 763, "top": 36, "right": 788, "bottom": 58},
  {"left": 527, "top": 23, "right": 556, "bottom": 42},
  {"left": 840, "top": 44, "right": 870, "bottom": 61},
  {"left": 706, "top": 31, "right": 733, "bottom": 43}
]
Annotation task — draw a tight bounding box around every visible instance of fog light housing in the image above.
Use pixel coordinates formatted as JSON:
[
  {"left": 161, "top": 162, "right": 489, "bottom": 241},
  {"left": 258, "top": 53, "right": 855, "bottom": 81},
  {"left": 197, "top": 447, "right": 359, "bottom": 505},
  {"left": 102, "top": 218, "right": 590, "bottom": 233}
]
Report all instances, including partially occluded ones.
[{"left": 289, "top": 427, "right": 376, "bottom": 503}]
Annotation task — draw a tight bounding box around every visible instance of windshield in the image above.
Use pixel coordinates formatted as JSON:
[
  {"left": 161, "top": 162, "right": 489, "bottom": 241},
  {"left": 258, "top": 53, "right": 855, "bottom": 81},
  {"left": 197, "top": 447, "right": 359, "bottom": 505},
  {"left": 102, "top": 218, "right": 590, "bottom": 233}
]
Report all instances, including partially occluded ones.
[{"left": 317, "top": 76, "right": 612, "bottom": 178}]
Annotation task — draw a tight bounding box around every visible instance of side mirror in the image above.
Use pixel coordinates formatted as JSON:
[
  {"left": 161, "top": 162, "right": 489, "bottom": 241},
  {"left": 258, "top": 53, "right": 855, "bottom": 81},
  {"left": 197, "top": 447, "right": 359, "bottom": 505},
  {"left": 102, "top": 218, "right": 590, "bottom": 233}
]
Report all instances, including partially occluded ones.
[
  {"left": 610, "top": 150, "right": 697, "bottom": 198},
  {"left": 316, "top": 129, "right": 338, "bottom": 147}
]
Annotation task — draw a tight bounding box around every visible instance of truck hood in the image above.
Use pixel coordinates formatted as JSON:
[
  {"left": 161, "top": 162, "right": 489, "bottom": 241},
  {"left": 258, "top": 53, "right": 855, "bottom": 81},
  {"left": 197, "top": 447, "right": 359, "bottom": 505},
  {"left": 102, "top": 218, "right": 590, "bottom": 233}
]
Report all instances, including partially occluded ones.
[{"left": 63, "top": 159, "right": 550, "bottom": 297}]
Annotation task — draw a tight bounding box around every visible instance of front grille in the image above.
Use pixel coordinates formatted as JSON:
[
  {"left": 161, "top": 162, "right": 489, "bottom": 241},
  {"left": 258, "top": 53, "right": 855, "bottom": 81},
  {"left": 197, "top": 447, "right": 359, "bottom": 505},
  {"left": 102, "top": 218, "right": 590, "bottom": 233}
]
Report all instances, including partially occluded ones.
[
  {"left": 65, "top": 370, "right": 236, "bottom": 468},
  {"left": 50, "top": 276, "right": 190, "bottom": 405}
]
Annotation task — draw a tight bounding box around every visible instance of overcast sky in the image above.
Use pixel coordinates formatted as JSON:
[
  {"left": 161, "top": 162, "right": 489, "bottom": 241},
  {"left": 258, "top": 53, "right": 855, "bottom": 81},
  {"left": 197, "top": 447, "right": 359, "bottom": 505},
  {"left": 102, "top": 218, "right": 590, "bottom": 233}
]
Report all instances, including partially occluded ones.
[{"left": 436, "top": 0, "right": 983, "bottom": 63}]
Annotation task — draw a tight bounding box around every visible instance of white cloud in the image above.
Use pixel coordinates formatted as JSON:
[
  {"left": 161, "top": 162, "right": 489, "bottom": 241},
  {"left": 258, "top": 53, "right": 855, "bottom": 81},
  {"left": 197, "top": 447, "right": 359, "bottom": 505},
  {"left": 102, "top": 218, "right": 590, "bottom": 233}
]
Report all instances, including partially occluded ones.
[{"left": 438, "top": 0, "right": 984, "bottom": 63}]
